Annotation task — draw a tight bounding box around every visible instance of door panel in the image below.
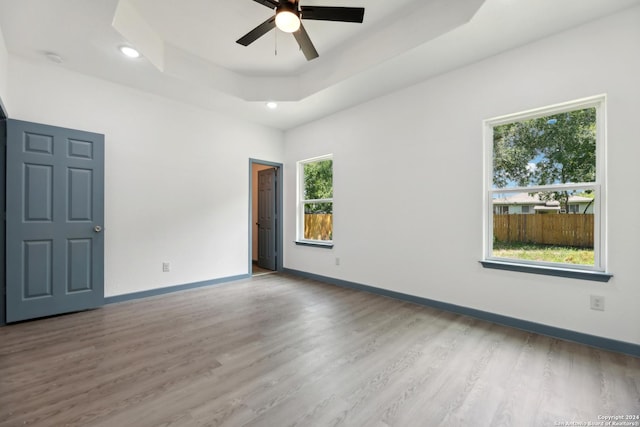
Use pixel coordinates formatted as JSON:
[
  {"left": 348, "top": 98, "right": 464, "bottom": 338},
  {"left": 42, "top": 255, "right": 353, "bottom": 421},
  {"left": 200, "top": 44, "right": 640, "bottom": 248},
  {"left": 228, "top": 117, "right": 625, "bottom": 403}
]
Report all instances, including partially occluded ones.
[
  {"left": 257, "top": 168, "right": 276, "bottom": 270},
  {"left": 23, "top": 240, "right": 53, "bottom": 298},
  {"left": 68, "top": 168, "right": 93, "bottom": 220},
  {"left": 67, "top": 238, "right": 92, "bottom": 292},
  {"left": 24, "top": 164, "right": 54, "bottom": 221},
  {"left": 6, "top": 119, "right": 104, "bottom": 322}
]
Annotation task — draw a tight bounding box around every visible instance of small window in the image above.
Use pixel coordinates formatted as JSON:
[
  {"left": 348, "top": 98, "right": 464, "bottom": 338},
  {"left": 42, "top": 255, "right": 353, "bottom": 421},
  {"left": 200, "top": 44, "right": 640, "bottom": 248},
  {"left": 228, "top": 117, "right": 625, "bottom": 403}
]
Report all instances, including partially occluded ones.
[
  {"left": 484, "top": 96, "right": 606, "bottom": 272},
  {"left": 495, "top": 205, "right": 509, "bottom": 215},
  {"left": 297, "top": 155, "right": 333, "bottom": 244}
]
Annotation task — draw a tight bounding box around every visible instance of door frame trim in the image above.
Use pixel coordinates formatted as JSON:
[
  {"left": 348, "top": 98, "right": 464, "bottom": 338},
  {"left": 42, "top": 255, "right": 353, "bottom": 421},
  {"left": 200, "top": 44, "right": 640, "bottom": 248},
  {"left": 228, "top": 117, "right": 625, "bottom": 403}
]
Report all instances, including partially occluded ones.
[
  {"left": 249, "top": 159, "right": 283, "bottom": 274},
  {"left": 0, "top": 113, "right": 5, "bottom": 326}
]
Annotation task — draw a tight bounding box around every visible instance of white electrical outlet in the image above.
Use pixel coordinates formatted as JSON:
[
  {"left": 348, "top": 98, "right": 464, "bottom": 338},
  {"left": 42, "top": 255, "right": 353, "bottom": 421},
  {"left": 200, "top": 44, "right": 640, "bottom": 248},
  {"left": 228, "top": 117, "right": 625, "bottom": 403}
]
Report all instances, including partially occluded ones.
[
  {"left": 335, "top": 257, "right": 340, "bottom": 266},
  {"left": 162, "top": 262, "right": 171, "bottom": 272},
  {"left": 590, "top": 295, "right": 604, "bottom": 311}
]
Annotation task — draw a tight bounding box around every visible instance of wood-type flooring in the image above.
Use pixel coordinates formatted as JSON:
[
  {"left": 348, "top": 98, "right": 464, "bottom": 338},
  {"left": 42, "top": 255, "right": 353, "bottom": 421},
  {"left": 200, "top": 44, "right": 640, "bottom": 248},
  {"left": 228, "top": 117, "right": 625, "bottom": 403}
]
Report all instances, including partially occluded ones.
[{"left": 1, "top": 274, "right": 638, "bottom": 426}]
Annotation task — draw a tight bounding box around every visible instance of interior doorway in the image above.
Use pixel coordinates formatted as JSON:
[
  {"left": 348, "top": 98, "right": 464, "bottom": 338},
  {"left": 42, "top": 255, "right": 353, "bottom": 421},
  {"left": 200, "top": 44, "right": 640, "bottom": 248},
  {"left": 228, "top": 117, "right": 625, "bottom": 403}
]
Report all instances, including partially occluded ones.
[{"left": 249, "top": 159, "right": 283, "bottom": 276}]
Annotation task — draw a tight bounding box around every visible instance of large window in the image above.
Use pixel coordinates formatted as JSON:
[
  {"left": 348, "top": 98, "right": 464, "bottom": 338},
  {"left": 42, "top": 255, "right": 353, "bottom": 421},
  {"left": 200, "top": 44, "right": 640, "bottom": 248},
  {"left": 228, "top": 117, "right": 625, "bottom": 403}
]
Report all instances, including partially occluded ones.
[
  {"left": 297, "top": 155, "right": 333, "bottom": 245},
  {"left": 484, "top": 96, "right": 606, "bottom": 273}
]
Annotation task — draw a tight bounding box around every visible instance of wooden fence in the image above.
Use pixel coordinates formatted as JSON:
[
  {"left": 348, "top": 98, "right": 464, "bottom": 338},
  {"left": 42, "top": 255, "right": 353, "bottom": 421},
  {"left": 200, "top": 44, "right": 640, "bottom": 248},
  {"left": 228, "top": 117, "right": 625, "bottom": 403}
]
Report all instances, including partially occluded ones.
[
  {"left": 305, "top": 213, "right": 592, "bottom": 247},
  {"left": 493, "top": 214, "right": 594, "bottom": 248},
  {"left": 305, "top": 214, "right": 333, "bottom": 241}
]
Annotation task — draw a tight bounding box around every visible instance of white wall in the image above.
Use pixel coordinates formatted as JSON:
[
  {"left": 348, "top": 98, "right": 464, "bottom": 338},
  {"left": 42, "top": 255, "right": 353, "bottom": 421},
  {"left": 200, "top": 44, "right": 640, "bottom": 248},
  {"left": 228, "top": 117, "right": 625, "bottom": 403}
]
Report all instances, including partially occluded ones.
[
  {"left": 8, "top": 57, "right": 284, "bottom": 297},
  {"left": 0, "top": 23, "right": 9, "bottom": 112},
  {"left": 284, "top": 7, "right": 640, "bottom": 345}
]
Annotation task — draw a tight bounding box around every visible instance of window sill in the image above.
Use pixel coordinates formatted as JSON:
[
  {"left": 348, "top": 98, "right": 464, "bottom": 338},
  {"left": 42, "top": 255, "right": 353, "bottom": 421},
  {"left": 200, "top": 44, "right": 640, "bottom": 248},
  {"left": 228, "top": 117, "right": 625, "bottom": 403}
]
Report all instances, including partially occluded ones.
[
  {"left": 480, "top": 260, "right": 612, "bottom": 282},
  {"left": 295, "top": 241, "right": 334, "bottom": 249}
]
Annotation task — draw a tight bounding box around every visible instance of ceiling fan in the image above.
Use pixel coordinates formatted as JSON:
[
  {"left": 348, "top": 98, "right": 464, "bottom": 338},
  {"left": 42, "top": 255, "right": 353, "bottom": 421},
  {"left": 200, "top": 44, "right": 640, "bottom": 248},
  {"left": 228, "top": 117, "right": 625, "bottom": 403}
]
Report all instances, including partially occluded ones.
[{"left": 236, "top": 0, "right": 365, "bottom": 61}]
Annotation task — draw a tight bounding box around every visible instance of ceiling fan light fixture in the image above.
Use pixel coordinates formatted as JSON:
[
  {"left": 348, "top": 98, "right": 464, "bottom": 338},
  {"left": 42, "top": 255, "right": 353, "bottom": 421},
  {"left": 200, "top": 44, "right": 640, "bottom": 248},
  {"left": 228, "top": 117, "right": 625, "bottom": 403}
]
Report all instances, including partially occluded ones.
[
  {"left": 236, "top": 1, "right": 365, "bottom": 61},
  {"left": 275, "top": 10, "right": 300, "bottom": 33}
]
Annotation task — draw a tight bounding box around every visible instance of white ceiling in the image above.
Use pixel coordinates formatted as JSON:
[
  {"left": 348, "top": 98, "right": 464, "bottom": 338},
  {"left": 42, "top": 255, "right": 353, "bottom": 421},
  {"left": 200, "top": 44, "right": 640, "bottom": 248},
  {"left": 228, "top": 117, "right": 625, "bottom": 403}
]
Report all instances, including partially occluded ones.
[
  {"left": 0, "top": 0, "right": 639, "bottom": 130},
  {"left": 129, "top": 0, "right": 419, "bottom": 76}
]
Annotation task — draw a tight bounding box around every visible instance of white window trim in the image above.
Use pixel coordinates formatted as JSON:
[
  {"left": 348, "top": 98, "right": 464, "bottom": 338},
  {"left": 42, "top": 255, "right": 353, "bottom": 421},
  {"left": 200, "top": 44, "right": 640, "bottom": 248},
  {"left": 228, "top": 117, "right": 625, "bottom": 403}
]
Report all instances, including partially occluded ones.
[
  {"left": 482, "top": 94, "right": 607, "bottom": 274},
  {"left": 296, "top": 154, "right": 333, "bottom": 246}
]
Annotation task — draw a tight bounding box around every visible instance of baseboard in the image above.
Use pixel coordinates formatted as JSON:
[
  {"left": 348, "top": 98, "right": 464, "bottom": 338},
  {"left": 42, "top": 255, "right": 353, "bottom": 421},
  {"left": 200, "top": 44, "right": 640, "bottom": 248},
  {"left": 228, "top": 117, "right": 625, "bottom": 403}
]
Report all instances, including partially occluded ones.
[
  {"left": 283, "top": 268, "right": 640, "bottom": 357},
  {"left": 104, "top": 274, "right": 250, "bottom": 304}
]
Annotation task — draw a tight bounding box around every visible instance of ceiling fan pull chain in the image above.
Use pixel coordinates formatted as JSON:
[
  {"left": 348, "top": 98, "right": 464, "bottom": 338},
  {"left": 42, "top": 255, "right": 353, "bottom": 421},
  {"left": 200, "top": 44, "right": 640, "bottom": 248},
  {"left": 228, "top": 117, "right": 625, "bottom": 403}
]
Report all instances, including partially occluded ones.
[{"left": 275, "top": 27, "right": 278, "bottom": 56}]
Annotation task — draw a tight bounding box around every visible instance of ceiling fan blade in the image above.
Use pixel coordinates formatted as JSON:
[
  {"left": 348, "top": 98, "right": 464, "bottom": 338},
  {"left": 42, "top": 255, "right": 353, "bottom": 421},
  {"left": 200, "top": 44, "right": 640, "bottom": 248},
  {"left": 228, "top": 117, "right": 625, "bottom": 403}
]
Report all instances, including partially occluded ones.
[
  {"left": 236, "top": 16, "right": 276, "bottom": 46},
  {"left": 251, "top": 0, "right": 279, "bottom": 9},
  {"left": 293, "top": 23, "right": 319, "bottom": 61},
  {"left": 300, "top": 6, "right": 364, "bottom": 23}
]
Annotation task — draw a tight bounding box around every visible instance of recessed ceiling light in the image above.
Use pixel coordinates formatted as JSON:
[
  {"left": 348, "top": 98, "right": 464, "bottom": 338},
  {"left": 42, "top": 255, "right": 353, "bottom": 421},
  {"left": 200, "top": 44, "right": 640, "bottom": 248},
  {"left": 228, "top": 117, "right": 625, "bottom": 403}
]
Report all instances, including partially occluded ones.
[
  {"left": 119, "top": 45, "right": 140, "bottom": 58},
  {"left": 266, "top": 102, "right": 278, "bottom": 110}
]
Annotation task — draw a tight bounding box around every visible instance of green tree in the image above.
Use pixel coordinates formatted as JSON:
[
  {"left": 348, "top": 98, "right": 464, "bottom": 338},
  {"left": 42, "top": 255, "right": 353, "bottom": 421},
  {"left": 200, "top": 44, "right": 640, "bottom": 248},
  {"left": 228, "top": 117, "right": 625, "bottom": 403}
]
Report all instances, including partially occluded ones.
[
  {"left": 493, "top": 108, "right": 596, "bottom": 212},
  {"left": 304, "top": 159, "right": 333, "bottom": 213}
]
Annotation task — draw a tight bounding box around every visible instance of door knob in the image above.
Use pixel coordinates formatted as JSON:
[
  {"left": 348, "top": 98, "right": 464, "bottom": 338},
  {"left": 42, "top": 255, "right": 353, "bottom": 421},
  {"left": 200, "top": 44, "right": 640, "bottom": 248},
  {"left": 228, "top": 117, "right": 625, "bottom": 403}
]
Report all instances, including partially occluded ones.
[{"left": 94, "top": 225, "right": 102, "bottom": 233}]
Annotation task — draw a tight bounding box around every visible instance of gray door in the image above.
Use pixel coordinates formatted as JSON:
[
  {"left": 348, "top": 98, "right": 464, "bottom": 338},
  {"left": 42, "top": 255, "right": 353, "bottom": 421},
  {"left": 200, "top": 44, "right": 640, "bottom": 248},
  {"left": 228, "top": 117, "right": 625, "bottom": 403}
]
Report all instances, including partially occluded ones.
[
  {"left": 6, "top": 119, "right": 104, "bottom": 322},
  {"left": 257, "top": 168, "right": 276, "bottom": 270}
]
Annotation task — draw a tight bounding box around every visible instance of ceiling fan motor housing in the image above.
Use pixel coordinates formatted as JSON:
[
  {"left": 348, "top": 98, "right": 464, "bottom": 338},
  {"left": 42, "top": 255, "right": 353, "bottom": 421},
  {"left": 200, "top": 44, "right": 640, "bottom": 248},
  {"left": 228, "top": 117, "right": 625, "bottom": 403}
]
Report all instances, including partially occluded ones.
[{"left": 276, "top": 0, "right": 299, "bottom": 15}]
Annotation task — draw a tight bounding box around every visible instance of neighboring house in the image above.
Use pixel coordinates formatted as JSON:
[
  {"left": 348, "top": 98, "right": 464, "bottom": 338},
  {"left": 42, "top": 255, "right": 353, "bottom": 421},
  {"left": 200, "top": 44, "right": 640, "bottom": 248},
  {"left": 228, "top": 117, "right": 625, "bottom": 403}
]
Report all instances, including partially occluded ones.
[{"left": 493, "top": 192, "right": 594, "bottom": 214}]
